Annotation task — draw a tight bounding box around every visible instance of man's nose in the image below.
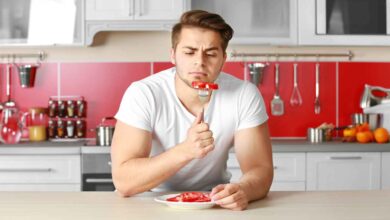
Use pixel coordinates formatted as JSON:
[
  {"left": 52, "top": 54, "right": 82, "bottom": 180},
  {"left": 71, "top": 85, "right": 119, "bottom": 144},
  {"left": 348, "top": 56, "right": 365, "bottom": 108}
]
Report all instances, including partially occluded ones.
[{"left": 194, "top": 53, "right": 206, "bottom": 66}]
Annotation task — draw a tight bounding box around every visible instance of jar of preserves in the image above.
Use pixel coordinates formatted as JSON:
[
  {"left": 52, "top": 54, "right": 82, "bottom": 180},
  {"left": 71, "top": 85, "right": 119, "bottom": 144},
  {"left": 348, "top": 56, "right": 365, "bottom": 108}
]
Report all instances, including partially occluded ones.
[
  {"left": 57, "top": 119, "right": 65, "bottom": 138},
  {"left": 67, "top": 100, "right": 75, "bottom": 118}
]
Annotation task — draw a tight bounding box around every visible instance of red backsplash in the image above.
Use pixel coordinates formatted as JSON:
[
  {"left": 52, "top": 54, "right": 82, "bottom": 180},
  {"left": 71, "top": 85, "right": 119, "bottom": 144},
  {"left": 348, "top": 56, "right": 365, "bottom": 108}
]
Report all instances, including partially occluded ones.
[{"left": 0, "top": 61, "right": 388, "bottom": 138}]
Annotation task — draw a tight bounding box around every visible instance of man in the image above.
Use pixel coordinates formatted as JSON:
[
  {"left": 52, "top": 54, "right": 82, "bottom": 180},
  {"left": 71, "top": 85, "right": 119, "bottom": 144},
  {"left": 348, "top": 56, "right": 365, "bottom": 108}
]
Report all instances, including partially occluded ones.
[{"left": 111, "top": 10, "right": 273, "bottom": 211}]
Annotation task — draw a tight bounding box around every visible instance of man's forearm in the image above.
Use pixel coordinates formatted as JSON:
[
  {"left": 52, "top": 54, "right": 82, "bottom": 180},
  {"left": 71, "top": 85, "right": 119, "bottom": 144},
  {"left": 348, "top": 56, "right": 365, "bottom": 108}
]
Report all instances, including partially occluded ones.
[
  {"left": 113, "top": 145, "right": 192, "bottom": 196},
  {"left": 239, "top": 166, "right": 274, "bottom": 202}
]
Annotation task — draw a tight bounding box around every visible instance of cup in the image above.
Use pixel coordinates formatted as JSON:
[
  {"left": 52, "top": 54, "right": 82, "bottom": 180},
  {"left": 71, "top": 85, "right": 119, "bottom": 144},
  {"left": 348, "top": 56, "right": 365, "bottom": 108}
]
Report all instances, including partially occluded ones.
[
  {"left": 17, "top": 64, "right": 39, "bottom": 88},
  {"left": 28, "top": 125, "right": 47, "bottom": 141}
]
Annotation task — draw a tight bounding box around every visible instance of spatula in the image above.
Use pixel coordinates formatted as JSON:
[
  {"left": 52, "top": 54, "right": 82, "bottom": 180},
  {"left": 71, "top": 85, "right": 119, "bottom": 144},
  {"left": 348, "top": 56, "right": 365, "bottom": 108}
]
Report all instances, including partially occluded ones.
[{"left": 271, "top": 63, "right": 284, "bottom": 116}]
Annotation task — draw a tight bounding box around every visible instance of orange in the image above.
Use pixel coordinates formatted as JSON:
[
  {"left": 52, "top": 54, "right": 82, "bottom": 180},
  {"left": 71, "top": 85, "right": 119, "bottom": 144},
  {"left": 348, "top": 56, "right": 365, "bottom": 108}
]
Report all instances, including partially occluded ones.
[
  {"left": 374, "top": 128, "right": 389, "bottom": 143},
  {"left": 356, "top": 131, "right": 374, "bottom": 143},
  {"left": 343, "top": 127, "right": 357, "bottom": 137},
  {"left": 356, "top": 123, "right": 370, "bottom": 133}
]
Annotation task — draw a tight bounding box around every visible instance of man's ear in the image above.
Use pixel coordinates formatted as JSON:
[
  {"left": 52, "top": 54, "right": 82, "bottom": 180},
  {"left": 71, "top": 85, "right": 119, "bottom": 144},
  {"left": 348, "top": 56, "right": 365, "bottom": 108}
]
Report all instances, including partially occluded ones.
[{"left": 170, "top": 48, "right": 176, "bottom": 65}]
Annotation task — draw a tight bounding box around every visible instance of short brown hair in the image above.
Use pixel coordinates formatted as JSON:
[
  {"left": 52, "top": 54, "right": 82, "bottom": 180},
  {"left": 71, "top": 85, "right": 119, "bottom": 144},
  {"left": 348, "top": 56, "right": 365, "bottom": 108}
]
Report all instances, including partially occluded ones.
[{"left": 171, "top": 10, "right": 234, "bottom": 52}]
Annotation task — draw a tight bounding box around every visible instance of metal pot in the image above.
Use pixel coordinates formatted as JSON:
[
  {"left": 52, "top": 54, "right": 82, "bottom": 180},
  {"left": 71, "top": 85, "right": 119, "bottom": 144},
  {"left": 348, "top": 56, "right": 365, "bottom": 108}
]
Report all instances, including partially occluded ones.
[
  {"left": 95, "top": 117, "right": 116, "bottom": 146},
  {"left": 351, "top": 113, "right": 382, "bottom": 130}
]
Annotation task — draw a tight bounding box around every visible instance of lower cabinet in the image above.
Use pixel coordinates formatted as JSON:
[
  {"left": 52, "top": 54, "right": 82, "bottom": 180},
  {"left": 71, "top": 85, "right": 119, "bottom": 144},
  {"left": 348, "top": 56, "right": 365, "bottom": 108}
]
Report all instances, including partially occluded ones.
[
  {"left": 382, "top": 153, "right": 390, "bottom": 189},
  {"left": 306, "top": 152, "right": 381, "bottom": 191},
  {"left": 227, "top": 152, "right": 306, "bottom": 191},
  {"left": 0, "top": 155, "right": 81, "bottom": 191}
]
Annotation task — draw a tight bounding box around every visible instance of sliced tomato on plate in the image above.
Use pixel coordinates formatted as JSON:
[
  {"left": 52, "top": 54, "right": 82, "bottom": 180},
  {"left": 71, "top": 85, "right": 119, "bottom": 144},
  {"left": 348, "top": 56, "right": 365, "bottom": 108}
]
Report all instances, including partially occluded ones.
[{"left": 166, "top": 192, "right": 211, "bottom": 202}]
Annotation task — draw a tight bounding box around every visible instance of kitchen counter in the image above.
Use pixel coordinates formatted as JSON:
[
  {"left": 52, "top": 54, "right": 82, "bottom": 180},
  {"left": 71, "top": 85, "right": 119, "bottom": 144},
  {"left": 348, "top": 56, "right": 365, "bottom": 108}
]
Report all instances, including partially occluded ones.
[
  {"left": 0, "top": 191, "right": 389, "bottom": 220},
  {"left": 0, "top": 139, "right": 389, "bottom": 155}
]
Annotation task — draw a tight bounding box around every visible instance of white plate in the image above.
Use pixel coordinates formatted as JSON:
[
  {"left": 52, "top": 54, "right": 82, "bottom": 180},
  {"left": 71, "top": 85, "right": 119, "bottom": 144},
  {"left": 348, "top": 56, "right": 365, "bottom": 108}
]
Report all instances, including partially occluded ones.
[{"left": 154, "top": 193, "right": 216, "bottom": 210}]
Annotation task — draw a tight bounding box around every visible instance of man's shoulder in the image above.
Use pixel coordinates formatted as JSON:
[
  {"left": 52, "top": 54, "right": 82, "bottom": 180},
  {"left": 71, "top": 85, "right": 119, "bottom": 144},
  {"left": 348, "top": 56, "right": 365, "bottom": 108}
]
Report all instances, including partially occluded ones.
[
  {"left": 218, "top": 72, "right": 254, "bottom": 91},
  {"left": 132, "top": 67, "right": 174, "bottom": 90}
]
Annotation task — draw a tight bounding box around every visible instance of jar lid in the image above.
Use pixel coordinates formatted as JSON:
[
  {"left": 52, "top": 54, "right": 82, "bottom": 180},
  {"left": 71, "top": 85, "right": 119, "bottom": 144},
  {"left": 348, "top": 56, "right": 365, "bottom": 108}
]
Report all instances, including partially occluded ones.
[{"left": 29, "top": 107, "right": 47, "bottom": 114}]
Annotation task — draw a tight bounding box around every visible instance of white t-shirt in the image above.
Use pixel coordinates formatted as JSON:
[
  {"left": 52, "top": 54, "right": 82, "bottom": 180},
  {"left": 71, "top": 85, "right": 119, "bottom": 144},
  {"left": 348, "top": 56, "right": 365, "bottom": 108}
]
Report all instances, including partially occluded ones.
[{"left": 115, "top": 67, "right": 268, "bottom": 191}]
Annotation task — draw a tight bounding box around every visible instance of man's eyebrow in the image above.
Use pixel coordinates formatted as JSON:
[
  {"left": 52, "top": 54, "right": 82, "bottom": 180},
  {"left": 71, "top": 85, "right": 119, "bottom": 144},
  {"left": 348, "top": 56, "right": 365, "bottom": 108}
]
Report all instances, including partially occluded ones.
[{"left": 182, "top": 46, "right": 220, "bottom": 51}]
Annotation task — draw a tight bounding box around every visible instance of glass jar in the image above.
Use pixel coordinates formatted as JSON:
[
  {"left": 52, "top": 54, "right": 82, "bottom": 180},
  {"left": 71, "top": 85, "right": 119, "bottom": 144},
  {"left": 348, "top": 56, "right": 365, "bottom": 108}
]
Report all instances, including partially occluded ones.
[
  {"left": 48, "top": 100, "right": 57, "bottom": 117},
  {"left": 76, "top": 100, "right": 85, "bottom": 117},
  {"left": 0, "top": 106, "right": 22, "bottom": 144},
  {"left": 76, "top": 120, "right": 85, "bottom": 138},
  {"left": 57, "top": 119, "right": 65, "bottom": 138},
  {"left": 48, "top": 119, "right": 56, "bottom": 138},
  {"left": 66, "top": 120, "right": 75, "bottom": 138},
  {"left": 67, "top": 100, "right": 75, "bottom": 118},
  {"left": 57, "top": 100, "right": 66, "bottom": 118}
]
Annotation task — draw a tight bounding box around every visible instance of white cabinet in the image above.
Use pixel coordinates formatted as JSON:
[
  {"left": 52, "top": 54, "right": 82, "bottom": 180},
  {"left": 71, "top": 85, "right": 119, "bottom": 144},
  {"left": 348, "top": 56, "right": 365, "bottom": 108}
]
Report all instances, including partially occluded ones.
[
  {"left": 191, "top": 0, "right": 297, "bottom": 45},
  {"left": 227, "top": 152, "right": 305, "bottom": 191},
  {"left": 298, "top": 0, "right": 390, "bottom": 46},
  {"left": 0, "top": 155, "right": 81, "bottom": 191},
  {"left": 382, "top": 153, "right": 390, "bottom": 189},
  {"left": 307, "top": 153, "right": 381, "bottom": 191},
  {"left": 85, "top": 0, "right": 188, "bottom": 45},
  {"left": 86, "top": 0, "right": 185, "bottom": 20},
  {"left": 0, "top": 0, "right": 84, "bottom": 46}
]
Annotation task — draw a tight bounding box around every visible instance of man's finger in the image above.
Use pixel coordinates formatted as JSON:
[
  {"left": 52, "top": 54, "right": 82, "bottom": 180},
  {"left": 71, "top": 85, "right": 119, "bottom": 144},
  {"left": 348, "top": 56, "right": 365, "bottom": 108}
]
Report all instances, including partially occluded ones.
[{"left": 192, "top": 108, "right": 204, "bottom": 125}]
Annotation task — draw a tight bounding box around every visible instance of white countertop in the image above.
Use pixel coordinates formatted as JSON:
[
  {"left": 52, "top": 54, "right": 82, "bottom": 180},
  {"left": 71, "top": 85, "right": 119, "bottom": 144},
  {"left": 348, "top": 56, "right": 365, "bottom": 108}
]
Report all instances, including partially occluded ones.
[{"left": 0, "top": 191, "right": 389, "bottom": 220}]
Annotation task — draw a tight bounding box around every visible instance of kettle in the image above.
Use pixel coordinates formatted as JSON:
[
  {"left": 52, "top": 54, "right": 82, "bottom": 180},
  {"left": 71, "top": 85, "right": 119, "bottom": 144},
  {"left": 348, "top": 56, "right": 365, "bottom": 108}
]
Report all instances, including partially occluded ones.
[{"left": 360, "top": 84, "right": 390, "bottom": 108}]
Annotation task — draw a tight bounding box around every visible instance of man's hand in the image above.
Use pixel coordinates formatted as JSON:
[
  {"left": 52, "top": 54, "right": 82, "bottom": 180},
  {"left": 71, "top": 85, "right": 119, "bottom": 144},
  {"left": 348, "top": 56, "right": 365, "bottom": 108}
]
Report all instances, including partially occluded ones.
[
  {"left": 211, "top": 184, "right": 249, "bottom": 211},
  {"left": 178, "top": 109, "right": 215, "bottom": 159}
]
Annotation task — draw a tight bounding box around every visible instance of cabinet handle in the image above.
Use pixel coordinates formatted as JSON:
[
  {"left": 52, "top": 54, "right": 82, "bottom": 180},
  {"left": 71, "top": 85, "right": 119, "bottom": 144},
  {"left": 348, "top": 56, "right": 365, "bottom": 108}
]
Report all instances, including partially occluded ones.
[
  {"left": 129, "top": 0, "right": 134, "bottom": 16},
  {"left": 273, "top": 166, "right": 278, "bottom": 170},
  {"left": 108, "top": 161, "right": 112, "bottom": 166},
  {"left": 86, "top": 178, "right": 113, "bottom": 183},
  {"left": 139, "top": 0, "right": 143, "bottom": 16},
  {"left": 0, "top": 168, "right": 52, "bottom": 172},
  {"left": 329, "top": 156, "right": 362, "bottom": 160}
]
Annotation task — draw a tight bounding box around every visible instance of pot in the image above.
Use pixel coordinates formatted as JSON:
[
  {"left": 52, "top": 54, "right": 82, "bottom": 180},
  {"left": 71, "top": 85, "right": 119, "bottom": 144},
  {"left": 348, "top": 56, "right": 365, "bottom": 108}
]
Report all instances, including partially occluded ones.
[
  {"left": 95, "top": 117, "right": 116, "bottom": 146},
  {"left": 351, "top": 113, "right": 382, "bottom": 130}
]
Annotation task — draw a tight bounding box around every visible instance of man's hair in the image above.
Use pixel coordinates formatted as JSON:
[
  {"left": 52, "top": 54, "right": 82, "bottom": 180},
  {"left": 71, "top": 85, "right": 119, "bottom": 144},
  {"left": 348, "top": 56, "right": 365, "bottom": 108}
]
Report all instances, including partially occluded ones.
[{"left": 171, "top": 10, "right": 234, "bottom": 52}]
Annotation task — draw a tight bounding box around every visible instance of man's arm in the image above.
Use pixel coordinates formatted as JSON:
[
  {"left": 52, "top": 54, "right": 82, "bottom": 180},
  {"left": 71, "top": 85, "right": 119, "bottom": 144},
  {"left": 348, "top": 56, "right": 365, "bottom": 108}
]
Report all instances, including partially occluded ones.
[
  {"left": 211, "top": 122, "right": 273, "bottom": 210},
  {"left": 111, "top": 111, "right": 215, "bottom": 197}
]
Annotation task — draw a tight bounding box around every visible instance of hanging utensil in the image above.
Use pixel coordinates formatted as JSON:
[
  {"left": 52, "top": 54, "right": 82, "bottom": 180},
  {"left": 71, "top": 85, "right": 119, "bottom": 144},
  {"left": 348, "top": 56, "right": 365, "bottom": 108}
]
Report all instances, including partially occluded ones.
[
  {"left": 314, "top": 63, "right": 321, "bottom": 114},
  {"left": 5, "top": 62, "right": 16, "bottom": 107},
  {"left": 271, "top": 63, "right": 284, "bottom": 116},
  {"left": 290, "top": 63, "right": 303, "bottom": 107}
]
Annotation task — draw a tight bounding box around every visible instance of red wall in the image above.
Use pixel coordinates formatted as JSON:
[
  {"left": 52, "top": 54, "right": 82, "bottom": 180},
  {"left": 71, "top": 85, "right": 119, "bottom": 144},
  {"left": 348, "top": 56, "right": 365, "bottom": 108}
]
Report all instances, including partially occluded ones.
[{"left": 1, "top": 61, "right": 389, "bottom": 138}]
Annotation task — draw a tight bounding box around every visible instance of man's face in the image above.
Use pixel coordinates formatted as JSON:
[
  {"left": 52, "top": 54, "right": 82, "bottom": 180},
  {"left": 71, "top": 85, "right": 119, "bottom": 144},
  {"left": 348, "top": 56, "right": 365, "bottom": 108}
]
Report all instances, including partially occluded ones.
[{"left": 171, "top": 27, "right": 227, "bottom": 87}]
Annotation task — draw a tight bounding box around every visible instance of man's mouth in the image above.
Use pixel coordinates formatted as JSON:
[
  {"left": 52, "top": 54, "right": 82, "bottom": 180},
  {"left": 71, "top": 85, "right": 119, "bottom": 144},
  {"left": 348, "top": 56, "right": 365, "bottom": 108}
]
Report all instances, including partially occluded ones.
[{"left": 189, "top": 72, "right": 207, "bottom": 77}]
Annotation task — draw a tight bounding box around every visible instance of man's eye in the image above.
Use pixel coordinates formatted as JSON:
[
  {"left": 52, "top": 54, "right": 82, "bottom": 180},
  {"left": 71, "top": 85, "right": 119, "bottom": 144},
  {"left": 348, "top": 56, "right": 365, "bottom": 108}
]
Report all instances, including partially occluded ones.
[
  {"left": 184, "top": 51, "right": 194, "bottom": 55},
  {"left": 206, "top": 53, "right": 217, "bottom": 57}
]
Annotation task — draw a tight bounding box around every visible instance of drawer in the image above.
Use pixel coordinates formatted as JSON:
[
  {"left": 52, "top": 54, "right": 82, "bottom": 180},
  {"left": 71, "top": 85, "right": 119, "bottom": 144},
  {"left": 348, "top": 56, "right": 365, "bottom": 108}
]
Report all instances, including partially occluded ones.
[
  {"left": 227, "top": 153, "right": 306, "bottom": 182},
  {"left": 0, "top": 155, "right": 81, "bottom": 184}
]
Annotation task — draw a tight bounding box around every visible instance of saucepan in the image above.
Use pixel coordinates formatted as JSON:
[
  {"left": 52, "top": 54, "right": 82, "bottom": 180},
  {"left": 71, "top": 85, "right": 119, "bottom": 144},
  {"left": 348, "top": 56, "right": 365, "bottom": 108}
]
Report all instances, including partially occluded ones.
[{"left": 94, "top": 117, "right": 116, "bottom": 146}]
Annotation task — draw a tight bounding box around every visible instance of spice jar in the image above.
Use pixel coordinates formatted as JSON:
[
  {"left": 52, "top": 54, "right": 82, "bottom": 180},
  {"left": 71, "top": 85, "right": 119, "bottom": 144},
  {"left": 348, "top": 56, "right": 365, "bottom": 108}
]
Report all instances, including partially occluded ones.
[
  {"left": 57, "top": 101, "right": 66, "bottom": 118},
  {"left": 48, "top": 100, "right": 57, "bottom": 117},
  {"left": 48, "top": 119, "right": 56, "bottom": 138},
  {"left": 57, "top": 119, "right": 65, "bottom": 138},
  {"left": 66, "top": 120, "right": 75, "bottom": 138},
  {"left": 76, "top": 100, "right": 85, "bottom": 118},
  {"left": 67, "top": 100, "right": 75, "bottom": 118},
  {"left": 76, "top": 120, "right": 85, "bottom": 138}
]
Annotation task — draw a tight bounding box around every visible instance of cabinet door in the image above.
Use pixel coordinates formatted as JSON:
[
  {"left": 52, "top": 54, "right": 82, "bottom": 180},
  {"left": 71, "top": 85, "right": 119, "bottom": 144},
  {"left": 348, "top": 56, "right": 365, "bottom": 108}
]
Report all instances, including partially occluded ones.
[
  {"left": 227, "top": 152, "right": 306, "bottom": 191},
  {"left": 382, "top": 153, "right": 390, "bottom": 189},
  {"left": 86, "top": 0, "right": 134, "bottom": 20},
  {"left": 191, "top": 0, "right": 297, "bottom": 45},
  {"left": 307, "top": 153, "right": 381, "bottom": 191},
  {"left": 134, "top": 0, "right": 185, "bottom": 20}
]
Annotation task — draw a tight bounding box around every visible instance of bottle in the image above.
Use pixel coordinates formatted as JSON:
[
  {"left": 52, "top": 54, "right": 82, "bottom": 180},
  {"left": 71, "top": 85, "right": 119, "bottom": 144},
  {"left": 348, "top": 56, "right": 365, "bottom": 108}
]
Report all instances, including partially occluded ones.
[
  {"left": 48, "top": 100, "right": 57, "bottom": 117},
  {"left": 58, "top": 101, "right": 66, "bottom": 118},
  {"left": 76, "top": 120, "right": 85, "bottom": 138},
  {"left": 48, "top": 119, "right": 56, "bottom": 138},
  {"left": 57, "top": 119, "right": 65, "bottom": 138},
  {"left": 76, "top": 100, "right": 85, "bottom": 117},
  {"left": 67, "top": 100, "right": 75, "bottom": 118},
  {"left": 66, "top": 120, "right": 75, "bottom": 138}
]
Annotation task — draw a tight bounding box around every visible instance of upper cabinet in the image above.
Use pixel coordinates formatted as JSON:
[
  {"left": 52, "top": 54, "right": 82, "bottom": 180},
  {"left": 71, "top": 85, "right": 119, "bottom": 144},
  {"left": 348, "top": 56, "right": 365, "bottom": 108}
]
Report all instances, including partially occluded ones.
[
  {"left": 191, "top": 0, "right": 297, "bottom": 45},
  {"left": 0, "top": 0, "right": 84, "bottom": 46},
  {"left": 298, "top": 0, "right": 390, "bottom": 45},
  {"left": 85, "top": 0, "right": 189, "bottom": 45}
]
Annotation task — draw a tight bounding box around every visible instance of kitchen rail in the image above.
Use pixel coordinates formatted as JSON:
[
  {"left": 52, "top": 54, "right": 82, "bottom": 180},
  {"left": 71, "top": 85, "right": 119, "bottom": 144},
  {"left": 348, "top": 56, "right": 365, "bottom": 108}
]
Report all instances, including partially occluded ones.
[{"left": 230, "top": 50, "right": 353, "bottom": 61}]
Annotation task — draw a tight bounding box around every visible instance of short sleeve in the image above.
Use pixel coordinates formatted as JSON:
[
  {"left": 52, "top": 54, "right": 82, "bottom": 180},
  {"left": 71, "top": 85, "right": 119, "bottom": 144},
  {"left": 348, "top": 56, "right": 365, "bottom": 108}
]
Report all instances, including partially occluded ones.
[
  {"left": 237, "top": 82, "right": 268, "bottom": 130},
  {"left": 115, "top": 82, "right": 153, "bottom": 132}
]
